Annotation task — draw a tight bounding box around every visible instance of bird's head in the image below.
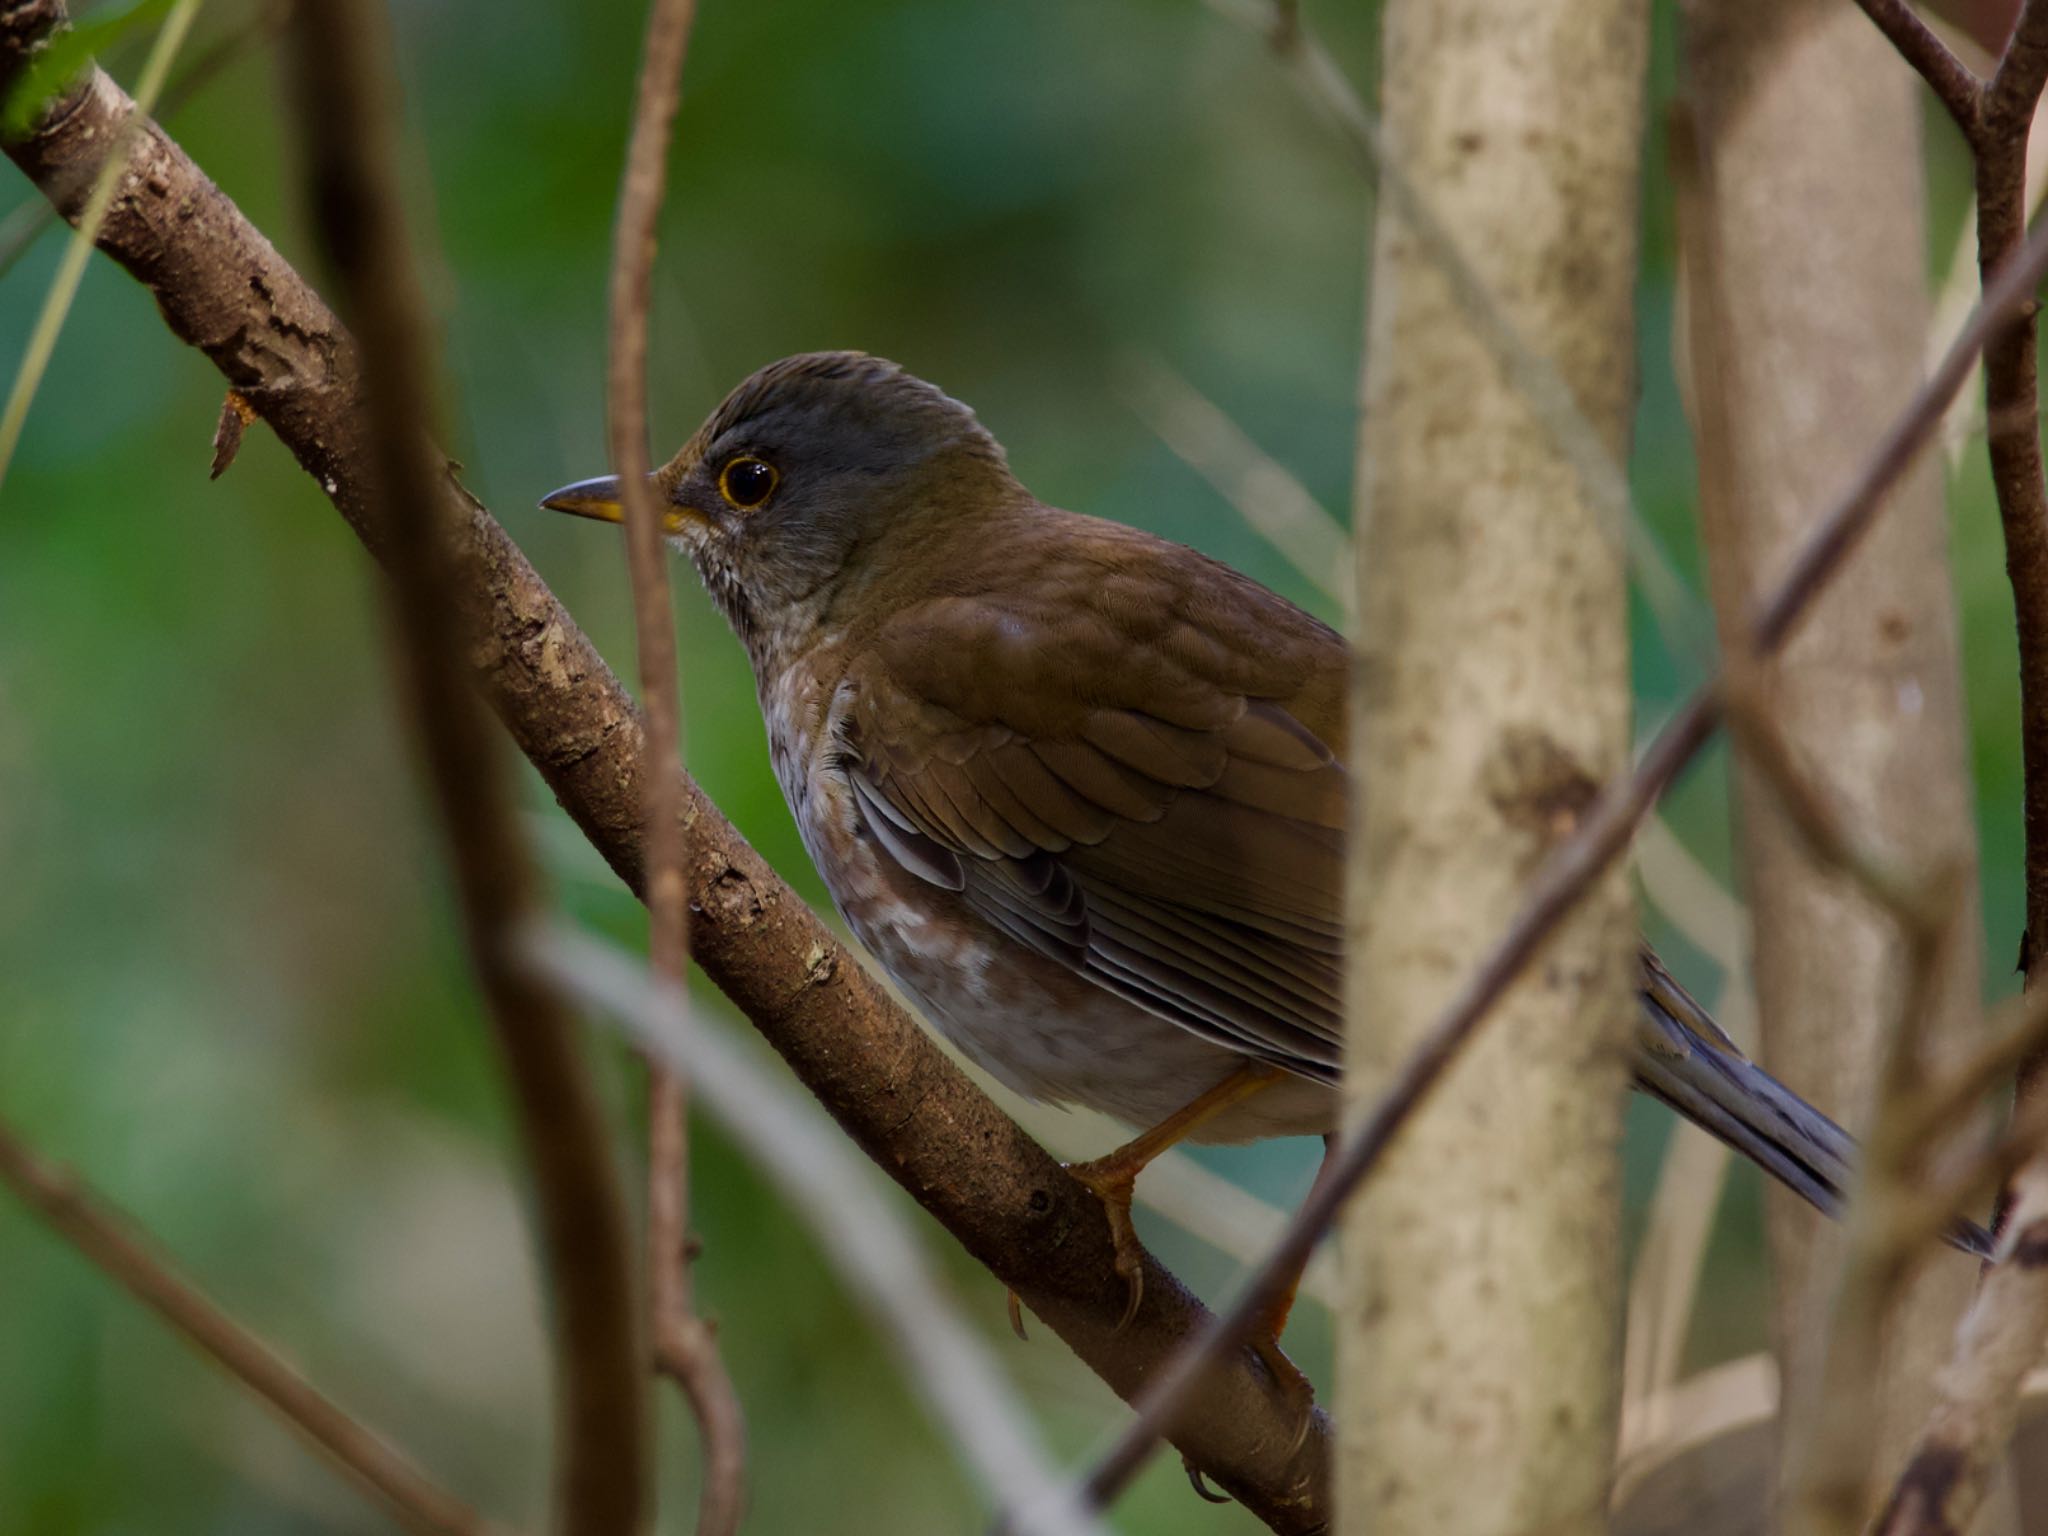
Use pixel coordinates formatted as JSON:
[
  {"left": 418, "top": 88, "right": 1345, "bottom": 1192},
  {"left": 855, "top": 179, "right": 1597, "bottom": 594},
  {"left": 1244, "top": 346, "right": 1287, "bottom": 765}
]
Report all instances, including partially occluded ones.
[{"left": 541, "top": 351, "right": 1018, "bottom": 663}]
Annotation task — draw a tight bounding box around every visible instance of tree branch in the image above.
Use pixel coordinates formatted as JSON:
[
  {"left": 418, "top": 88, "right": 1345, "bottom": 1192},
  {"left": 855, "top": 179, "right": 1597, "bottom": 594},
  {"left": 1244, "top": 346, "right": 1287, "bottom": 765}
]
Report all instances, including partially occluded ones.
[
  {"left": 0, "top": 1119, "right": 506, "bottom": 1536},
  {"left": 284, "top": 1, "right": 649, "bottom": 1530},
  {"left": 1975, "top": 8, "right": 2048, "bottom": 1084},
  {"left": 1852, "top": 0, "right": 1987, "bottom": 130},
  {"left": 1866, "top": 0, "right": 2048, "bottom": 1076},
  {"left": 0, "top": 5, "right": 1328, "bottom": 1528}
]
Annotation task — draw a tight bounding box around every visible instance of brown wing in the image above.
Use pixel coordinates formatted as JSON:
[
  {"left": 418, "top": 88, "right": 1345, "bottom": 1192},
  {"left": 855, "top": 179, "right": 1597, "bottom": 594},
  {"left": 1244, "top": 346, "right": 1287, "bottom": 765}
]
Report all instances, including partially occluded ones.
[{"left": 834, "top": 513, "right": 1349, "bottom": 1079}]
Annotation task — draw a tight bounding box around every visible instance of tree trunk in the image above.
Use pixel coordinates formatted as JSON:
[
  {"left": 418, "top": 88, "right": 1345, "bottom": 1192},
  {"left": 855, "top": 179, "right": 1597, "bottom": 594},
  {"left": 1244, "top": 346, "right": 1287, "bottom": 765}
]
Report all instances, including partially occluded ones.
[
  {"left": 1678, "top": 0, "right": 1988, "bottom": 1520},
  {"left": 1338, "top": 1, "right": 1649, "bottom": 1531}
]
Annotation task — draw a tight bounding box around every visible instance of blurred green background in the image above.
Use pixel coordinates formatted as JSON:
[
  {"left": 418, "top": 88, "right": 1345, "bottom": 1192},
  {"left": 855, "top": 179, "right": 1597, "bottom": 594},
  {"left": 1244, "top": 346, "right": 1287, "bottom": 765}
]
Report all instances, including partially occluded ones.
[{"left": 0, "top": 0, "right": 2026, "bottom": 1530}]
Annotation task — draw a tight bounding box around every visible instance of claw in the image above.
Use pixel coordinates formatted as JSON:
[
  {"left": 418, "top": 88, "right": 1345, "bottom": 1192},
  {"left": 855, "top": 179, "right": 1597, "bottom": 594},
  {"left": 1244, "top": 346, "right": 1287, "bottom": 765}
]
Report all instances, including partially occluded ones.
[
  {"left": 1006, "top": 1287, "right": 1029, "bottom": 1342},
  {"left": 1250, "top": 1333, "right": 1318, "bottom": 1454},
  {"left": 1184, "top": 1458, "right": 1232, "bottom": 1504},
  {"left": 1066, "top": 1157, "right": 1147, "bottom": 1332}
]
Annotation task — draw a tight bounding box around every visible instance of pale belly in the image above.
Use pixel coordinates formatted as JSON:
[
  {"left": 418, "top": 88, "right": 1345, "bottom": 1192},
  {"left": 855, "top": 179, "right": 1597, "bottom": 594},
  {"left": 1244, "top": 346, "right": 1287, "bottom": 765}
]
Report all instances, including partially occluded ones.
[{"left": 790, "top": 749, "right": 1339, "bottom": 1143}]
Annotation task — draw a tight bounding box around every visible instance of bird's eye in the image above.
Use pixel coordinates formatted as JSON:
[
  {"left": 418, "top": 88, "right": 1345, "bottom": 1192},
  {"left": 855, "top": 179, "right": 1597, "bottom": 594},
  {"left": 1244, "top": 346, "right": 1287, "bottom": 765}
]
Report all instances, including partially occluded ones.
[{"left": 718, "top": 455, "right": 779, "bottom": 510}]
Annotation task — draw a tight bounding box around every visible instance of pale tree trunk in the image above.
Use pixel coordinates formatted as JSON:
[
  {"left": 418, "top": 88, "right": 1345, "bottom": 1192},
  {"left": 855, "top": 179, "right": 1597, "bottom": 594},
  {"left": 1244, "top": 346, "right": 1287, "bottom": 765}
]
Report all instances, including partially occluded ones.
[
  {"left": 1678, "top": 2, "right": 1989, "bottom": 1520},
  {"left": 1338, "top": 1, "right": 1648, "bottom": 1531}
]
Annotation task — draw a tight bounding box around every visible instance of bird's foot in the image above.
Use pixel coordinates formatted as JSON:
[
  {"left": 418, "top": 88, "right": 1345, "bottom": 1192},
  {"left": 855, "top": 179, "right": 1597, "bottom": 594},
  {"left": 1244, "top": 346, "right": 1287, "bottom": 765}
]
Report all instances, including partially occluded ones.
[
  {"left": 1249, "top": 1332, "right": 1318, "bottom": 1451},
  {"left": 1245, "top": 1280, "right": 1317, "bottom": 1451},
  {"left": 1065, "top": 1155, "right": 1148, "bottom": 1332}
]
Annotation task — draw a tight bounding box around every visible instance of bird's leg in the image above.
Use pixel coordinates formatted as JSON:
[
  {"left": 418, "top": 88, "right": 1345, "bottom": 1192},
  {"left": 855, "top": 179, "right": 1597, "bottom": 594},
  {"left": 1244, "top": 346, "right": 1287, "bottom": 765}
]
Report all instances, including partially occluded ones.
[
  {"left": 1065, "top": 1061, "right": 1283, "bottom": 1332},
  {"left": 1248, "top": 1131, "right": 1339, "bottom": 1349},
  {"left": 1246, "top": 1133, "right": 1340, "bottom": 1435}
]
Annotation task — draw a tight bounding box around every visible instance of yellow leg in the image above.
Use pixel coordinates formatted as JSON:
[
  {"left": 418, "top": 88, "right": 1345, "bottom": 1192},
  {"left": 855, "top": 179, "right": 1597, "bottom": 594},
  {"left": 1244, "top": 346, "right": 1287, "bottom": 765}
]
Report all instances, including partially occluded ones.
[
  {"left": 1246, "top": 1133, "right": 1338, "bottom": 1444},
  {"left": 1067, "top": 1062, "right": 1283, "bottom": 1332},
  {"left": 1248, "top": 1133, "right": 1339, "bottom": 1348}
]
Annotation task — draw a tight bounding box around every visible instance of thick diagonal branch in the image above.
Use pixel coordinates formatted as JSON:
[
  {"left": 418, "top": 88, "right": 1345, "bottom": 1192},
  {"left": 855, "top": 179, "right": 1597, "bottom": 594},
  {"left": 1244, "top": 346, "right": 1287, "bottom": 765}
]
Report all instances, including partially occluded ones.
[{"left": 0, "top": 5, "right": 1327, "bottom": 1528}]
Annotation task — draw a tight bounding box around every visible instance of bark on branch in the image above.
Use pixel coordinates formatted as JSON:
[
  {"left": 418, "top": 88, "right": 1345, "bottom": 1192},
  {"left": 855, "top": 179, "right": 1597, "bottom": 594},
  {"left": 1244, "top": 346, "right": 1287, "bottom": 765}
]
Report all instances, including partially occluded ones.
[{"left": 0, "top": 3, "right": 1327, "bottom": 1528}]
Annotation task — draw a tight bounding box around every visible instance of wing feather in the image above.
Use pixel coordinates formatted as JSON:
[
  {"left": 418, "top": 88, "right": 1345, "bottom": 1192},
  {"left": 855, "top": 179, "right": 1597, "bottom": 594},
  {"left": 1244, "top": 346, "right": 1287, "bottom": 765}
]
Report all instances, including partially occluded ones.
[{"left": 834, "top": 538, "right": 1350, "bottom": 1080}]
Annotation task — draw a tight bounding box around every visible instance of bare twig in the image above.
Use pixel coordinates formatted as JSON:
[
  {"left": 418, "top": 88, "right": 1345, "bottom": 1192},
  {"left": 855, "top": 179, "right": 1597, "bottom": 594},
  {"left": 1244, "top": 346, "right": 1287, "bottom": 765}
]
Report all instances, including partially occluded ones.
[
  {"left": 1865, "top": 0, "right": 2048, "bottom": 1062},
  {"left": 1855, "top": 0, "right": 1989, "bottom": 126},
  {"left": 1929, "top": 96, "right": 2048, "bottom": 472},
  {"left": 1976, "top": 10, "right": 2048, "bottom": 1089},
  {"left": 1061, "top": 184, "right": 2048, "bottom": 1520},
  {"left": 0, "top": 1119, "right": 504, "bottom": 1536},
  {"left": 284, "top": 2, "right": 648, "bottom": 1531},
  {"left": 603, "top": 1, "right": 745, "bottom": 1527},
  {"left": 527, "top": 926, "right": 1103, "bottom": 1536},
  {"left": 0, "top": 11, "right": 1328, "bottom": 1525}
]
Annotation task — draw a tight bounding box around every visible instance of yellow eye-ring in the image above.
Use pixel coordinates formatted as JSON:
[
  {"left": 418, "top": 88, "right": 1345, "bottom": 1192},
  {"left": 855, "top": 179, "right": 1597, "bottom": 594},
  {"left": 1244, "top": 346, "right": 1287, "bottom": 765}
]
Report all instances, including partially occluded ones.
[{"left": 719, "top": 455, "right": 779, "bottom": 510}]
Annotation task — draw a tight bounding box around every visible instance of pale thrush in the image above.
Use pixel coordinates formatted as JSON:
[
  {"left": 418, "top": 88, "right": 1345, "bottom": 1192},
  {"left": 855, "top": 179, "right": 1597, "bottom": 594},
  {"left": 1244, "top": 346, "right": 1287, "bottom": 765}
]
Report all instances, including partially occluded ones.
[{"left": 544, "top": 351, "right": 1991, "bottom": 1337}]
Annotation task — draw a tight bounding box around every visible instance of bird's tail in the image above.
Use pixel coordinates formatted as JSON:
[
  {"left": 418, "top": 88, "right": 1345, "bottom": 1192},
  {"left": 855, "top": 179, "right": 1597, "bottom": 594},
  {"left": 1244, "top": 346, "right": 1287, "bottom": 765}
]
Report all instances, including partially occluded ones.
[{"left": 1635, "top": 952, "right": 1993, "bottom": 1260}]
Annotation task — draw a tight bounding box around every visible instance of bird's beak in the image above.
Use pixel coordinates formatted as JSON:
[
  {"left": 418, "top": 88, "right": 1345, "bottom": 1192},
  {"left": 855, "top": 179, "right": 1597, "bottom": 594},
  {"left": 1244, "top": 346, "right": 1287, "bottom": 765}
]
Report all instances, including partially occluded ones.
[{"left": 539, "top": 474, "right": 702, "bottom": 534}]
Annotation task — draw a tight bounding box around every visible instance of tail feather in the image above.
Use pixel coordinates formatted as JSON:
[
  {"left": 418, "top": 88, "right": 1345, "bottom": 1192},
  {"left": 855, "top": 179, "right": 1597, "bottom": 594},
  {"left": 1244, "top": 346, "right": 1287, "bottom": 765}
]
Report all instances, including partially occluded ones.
[{"left": 1636, "top": 952, "right": 1993, "bottom": 1261}]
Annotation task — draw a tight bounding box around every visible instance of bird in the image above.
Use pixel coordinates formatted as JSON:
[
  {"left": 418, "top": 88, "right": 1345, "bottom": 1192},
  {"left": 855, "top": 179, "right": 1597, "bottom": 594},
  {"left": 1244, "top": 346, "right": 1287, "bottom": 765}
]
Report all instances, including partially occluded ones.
[{"left": 543, "top": 350, "right": 1990, "bottom": 1345}]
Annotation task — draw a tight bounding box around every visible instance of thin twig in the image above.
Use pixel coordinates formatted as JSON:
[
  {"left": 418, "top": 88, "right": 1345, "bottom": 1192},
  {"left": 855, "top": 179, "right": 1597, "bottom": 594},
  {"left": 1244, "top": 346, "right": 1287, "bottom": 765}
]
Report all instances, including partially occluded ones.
[
  {"left": 0, "top": 0, "right": 200, "bottom": 491},
  {"left": 1875, "top": 0, "right": 2048, "bottom": 1073},
  {"left": 604, "top": 1, "right": 746, "bottom": 1528},
  {"left": 527, "top": 926, "right": 1104, "bottom": 1536},
  {"left": 1974, "top": 3, "right": 2048, "bottom": 1099},
  {"left": 1853, "top": 0, "right": 1988, "bottom": 128},
  {"left": 0, "top": 1119, "right": 505, "bottom": 1536},
  {"left": 1929, "top": 97, "right": 2048, "bottom": 472},
  {"left": 285, "top": 2, "right": 648, "bottom": 1531},
  {"left": 1057, "top": 187, "right": 2048, "bottom": 1522}
]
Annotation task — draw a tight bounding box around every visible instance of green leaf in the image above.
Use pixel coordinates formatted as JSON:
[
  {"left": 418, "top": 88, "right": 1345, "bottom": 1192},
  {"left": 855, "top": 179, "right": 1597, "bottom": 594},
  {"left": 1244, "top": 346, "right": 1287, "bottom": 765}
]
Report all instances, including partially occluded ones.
[{"left": 1, "top": 0, "right": 176, "bottom": 138}]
